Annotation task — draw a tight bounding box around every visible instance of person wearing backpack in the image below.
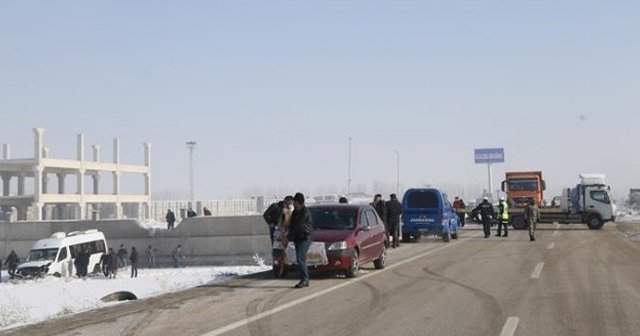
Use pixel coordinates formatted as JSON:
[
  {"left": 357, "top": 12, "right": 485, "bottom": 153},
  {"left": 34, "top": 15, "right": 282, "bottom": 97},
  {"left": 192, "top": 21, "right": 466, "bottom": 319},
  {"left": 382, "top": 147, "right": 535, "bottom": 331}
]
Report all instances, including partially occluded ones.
[{"left": 263, "top": 195, "right": 294, "bottom": 244}]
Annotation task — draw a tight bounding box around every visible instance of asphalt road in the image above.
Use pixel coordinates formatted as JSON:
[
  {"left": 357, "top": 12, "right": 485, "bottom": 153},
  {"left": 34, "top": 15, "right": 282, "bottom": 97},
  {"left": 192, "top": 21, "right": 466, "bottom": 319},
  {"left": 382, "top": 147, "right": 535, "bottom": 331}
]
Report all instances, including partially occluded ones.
[{"left": 7, "top": 221, "right": 640, "bottom": 336}]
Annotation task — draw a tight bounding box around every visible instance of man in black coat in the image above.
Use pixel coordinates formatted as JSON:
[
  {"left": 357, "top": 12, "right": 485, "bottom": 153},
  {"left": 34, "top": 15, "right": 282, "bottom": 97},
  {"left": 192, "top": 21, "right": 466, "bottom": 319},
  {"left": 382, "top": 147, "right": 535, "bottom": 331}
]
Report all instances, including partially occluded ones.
[
  {"left": 263, "top": 196, "right": 294, "bottom": 244},
  {"left": 372, "top": 194, "right": 387, "bottom": 235},
  {"left": 474, "top": 197, "right": 496, "bottom": 238},
  {"left": 5, "top": 250, "right": 19, "bottom": 277},
  {"left": 386, "top": 194, "right": 403, "bottom": 248},
  {"left": 166, "top": 209, "right": 176, "bottom": 230},
  {"left": 287, "top": 193, "right": 313, "bottom": 289}
]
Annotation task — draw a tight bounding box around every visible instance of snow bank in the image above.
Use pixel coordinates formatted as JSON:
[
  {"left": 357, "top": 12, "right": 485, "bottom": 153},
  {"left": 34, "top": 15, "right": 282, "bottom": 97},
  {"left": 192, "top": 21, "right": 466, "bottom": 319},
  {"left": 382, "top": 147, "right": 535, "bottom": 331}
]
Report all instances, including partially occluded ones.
[{"left": 0, "top": 264, "right": 269, "bottom": 331}]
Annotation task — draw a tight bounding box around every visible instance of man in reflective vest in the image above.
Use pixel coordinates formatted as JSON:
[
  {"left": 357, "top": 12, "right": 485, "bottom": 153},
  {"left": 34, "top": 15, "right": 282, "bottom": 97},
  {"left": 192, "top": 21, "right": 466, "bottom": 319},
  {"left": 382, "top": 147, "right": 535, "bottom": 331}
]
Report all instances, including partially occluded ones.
[{"left": 496, "top": 197, "right": 509, "bottom": 237}]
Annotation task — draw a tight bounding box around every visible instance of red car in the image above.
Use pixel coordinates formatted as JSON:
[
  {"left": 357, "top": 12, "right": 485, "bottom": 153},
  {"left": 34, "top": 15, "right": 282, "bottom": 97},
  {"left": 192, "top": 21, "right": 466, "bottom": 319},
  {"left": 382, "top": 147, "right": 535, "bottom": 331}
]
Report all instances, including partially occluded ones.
[{"left": 308, "top": 203, "right": 388, "bottom": 277}]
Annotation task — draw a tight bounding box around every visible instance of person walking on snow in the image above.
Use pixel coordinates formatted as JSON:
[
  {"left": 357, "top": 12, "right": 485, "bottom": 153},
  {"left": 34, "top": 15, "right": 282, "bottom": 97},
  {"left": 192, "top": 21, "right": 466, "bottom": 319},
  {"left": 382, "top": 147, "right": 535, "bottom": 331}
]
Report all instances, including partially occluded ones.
[
  {"left": 130, "top": 247, "right": 139, "bottom": 278},
  {"left": 5, "top": 250, "right": 19, "bottom": 277},
  {"left": 107, "top": 248, "right": 119, "bottom": 279},
  {"left": 117, "top": 244, "right": 128, "bottom": 268}
]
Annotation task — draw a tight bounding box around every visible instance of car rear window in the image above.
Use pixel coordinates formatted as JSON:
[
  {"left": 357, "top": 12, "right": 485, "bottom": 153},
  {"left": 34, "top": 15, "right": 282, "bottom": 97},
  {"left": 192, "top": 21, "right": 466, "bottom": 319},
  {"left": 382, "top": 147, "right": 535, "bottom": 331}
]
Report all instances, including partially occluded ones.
[
  {"left": 407, "top": 191, "right": 439, "bottom": 208},
  {"left": 310, "top": 208, "right": 357, "bottom": 230}
]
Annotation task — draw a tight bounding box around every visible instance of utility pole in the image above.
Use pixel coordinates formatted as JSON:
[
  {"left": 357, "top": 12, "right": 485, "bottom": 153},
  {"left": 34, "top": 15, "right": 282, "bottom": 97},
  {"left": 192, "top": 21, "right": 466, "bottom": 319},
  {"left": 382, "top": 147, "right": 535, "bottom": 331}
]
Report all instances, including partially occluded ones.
[
  {"left": 186, "top": 141, "right": 196, "bottom": 203},
  {"left": 347, "top": 137, "right": 352, "bottom": 194},
  {"left": 393, "top": 149, "right": 400, "bottom": 195}
]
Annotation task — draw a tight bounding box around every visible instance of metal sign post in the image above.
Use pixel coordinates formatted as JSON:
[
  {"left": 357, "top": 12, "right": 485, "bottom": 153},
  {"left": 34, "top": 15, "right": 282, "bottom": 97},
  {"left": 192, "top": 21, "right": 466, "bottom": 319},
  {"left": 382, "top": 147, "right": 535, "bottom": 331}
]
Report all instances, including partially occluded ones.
[{"left": 474, "top": 148, "right": 505, "bottom": 201}]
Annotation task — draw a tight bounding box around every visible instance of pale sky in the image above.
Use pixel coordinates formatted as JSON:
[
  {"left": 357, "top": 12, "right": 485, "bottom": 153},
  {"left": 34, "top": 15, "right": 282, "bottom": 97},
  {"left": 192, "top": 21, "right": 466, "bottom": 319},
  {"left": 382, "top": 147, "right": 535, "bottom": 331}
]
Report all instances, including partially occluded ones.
[{"left": 1, "top": 1, "right": 638, "bottom": 200}]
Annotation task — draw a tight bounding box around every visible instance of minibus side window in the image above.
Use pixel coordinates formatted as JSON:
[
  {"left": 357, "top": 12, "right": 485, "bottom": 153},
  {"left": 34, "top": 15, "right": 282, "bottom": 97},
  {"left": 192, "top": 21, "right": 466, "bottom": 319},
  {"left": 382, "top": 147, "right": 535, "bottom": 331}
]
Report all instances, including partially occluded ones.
[{"left": 58, "top": 247, "right": 68, "bottom": 262}]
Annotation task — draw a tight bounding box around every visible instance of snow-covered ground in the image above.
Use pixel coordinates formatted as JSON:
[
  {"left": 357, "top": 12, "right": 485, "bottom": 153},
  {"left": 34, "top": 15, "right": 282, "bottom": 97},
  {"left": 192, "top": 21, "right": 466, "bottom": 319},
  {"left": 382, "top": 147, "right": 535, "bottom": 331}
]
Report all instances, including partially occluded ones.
[{"left": 0, "top": 263, "right": 270, "bottom": 331}]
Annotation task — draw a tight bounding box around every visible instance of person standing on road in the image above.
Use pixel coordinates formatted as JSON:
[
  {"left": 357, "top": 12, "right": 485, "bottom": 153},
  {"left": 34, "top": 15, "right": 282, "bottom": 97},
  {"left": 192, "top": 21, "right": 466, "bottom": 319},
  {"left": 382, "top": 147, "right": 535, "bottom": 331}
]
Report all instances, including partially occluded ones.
[
  {"left": 145, "top": 245, "right": 156, "bottom": 268},
  {"left": 496, "top": 197, "right": 509, "bottom": 237},
  {"left": 203, "top": 207, "right": 212, "bottom": 216},
  {"left": 107, "top": 248, "right": 119, "bottom": 279},
  {"left": 5, "top": 250, "right": 19, "bottom": 277},
  {"left": 117, "top": 244, "right": 128, "bottom": 268},
  {"left": 263, "top": 196, "right": 294, "bottom": 244},
  {"left": 525, "top": 199, "right": 540, "bottom": 241},
  {"left": 452, "top": 197, "right": 466, "bottom": 227},
  {"left": 172, "top": 244, "right": 184, "bottom": 268},
  {"left": 100, "top": 252, "right": 109, "bottom": 276},
  {"left": 386, "top": 194, "right": 402, "bottom": 248},
  {"left": 372, "top": 194, "right": 388, "bottom": 237},
  {"left": 474, "top": 197, "right": 495, "bottom": 238},
  {"left": 287, "top": 192, "right": 313, "bottom": 289},
  {"left": 166, "top": 209, "right": 176, "bottom": 230},
  {"left": 130, "top": 247, "right": 139, "bottom": 278}
]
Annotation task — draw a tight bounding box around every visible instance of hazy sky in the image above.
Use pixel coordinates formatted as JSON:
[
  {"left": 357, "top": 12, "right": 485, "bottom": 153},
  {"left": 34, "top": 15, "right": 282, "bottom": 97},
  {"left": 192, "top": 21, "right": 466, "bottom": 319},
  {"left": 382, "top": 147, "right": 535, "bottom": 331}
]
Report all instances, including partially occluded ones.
[{"left": 1, "top": 1, "right": 638, "bottom": 200}]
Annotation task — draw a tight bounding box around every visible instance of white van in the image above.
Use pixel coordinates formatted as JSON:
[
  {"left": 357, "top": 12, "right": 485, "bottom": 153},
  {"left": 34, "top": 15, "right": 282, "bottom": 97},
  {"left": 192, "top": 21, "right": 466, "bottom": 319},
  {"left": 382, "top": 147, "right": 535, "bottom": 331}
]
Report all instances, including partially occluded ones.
[{"left": 17, "top": 230, "right": 108, "bottom": 278}]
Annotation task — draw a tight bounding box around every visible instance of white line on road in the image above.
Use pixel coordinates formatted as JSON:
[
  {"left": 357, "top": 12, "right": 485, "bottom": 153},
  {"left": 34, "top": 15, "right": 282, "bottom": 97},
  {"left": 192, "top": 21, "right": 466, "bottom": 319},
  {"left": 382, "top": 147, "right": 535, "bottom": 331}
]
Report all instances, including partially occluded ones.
[
  {"left": 499, "top": 317, "right": 520, "bottom": 336},
  {"left": 547, "top": 242, "right": 555, "bottom": 250},
  {"left": 531, "top": 262, "right": 545, "bottom": 279},
  {"left": 552, "top": 230, "right": 560, "bottom": 237},
  {"left": 200, "top": 233, "right": 482, "bottom": 336}
]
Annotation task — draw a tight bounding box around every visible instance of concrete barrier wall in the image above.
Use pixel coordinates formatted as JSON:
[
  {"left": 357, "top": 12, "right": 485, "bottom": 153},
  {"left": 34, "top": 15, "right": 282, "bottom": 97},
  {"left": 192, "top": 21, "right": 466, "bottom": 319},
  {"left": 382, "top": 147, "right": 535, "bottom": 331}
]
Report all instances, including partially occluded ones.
[{"left": 0, "top": 216, "right": 272, "bottom": 266}]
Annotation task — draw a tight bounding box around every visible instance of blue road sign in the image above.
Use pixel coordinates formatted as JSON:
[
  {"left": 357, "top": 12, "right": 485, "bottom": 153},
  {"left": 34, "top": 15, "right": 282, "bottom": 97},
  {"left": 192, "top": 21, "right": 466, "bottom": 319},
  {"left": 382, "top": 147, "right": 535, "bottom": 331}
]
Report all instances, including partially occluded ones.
[{"left": 474, "top": 148, "right": 504, "bottom": 164}]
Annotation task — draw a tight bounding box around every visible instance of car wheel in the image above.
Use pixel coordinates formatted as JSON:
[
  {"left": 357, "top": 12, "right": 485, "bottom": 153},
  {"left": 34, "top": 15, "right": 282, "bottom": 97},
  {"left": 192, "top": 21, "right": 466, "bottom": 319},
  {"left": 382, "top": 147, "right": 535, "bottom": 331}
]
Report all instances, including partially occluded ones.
[
  {"left": 451, "top": 232, "right": 458, "bottom": 240},
  {"left": 346, "top": 250, "right": 360, "bottom": 278},
  {"left": 374, "top": 245, "right": 386, "bottom": 270},
  {"left": 53, "top": 272, "right": 61, "bottom": 278}
]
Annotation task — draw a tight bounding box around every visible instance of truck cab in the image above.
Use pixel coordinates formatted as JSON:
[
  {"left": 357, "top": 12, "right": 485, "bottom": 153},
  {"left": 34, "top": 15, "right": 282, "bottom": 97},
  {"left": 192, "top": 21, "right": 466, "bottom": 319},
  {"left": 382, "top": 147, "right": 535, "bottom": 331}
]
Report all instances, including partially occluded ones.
[
  {"left": 561, "top": 174, "right": 616, "bottom": 229},
  {"left": 501, "top": 171, "right": 546, "bottom": 208}
]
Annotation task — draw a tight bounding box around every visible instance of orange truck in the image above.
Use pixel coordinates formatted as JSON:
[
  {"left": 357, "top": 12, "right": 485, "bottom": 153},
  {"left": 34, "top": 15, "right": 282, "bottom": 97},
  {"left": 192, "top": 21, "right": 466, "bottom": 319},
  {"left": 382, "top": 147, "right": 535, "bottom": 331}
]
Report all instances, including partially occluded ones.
[{"left": 501, "top": 171, "right": 546, "bottom": 208}]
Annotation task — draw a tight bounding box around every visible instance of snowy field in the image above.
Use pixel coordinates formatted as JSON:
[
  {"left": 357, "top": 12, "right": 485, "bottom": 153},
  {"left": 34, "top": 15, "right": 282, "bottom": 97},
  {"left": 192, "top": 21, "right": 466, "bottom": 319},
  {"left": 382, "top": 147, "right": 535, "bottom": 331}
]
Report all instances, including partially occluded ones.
[{"left": 0, "top": 264, "right": 270, "bottom": 331}]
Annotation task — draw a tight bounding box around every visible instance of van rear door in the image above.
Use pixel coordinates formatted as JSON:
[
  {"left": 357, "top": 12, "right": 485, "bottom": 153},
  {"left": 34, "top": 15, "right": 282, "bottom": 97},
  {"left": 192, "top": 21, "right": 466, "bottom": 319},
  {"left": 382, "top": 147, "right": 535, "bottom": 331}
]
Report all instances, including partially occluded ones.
[{"left": 403, "top": 190, "right": 441, "bottom": 233}]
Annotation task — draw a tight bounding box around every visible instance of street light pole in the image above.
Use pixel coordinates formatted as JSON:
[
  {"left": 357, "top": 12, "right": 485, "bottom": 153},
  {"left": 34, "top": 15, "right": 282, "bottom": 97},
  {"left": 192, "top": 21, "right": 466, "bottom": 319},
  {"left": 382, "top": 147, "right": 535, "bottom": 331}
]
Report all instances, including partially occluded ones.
[
  {"left": 186, "top": 141, "right": 196, "bottom": 203},
  {"left": 347, "top": 137, "right": 352, "bottom": 194},
  {"left": 393, "top": 149, "right": 400, "bottom": 195}
]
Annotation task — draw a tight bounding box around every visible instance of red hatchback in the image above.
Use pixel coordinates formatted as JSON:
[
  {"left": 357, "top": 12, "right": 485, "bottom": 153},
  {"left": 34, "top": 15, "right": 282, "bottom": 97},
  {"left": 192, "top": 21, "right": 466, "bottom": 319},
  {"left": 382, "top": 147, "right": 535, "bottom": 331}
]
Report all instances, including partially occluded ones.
[{"left": 307, "top": 204, "right": 388, "bottom": 278}]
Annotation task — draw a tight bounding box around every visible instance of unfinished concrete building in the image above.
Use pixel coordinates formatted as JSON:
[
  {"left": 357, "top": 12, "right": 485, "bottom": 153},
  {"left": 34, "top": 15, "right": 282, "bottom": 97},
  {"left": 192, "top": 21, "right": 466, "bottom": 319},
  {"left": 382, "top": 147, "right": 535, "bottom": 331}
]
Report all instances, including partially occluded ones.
[{"left": 0, "top": 128, "right": 151, "bottom": 221}]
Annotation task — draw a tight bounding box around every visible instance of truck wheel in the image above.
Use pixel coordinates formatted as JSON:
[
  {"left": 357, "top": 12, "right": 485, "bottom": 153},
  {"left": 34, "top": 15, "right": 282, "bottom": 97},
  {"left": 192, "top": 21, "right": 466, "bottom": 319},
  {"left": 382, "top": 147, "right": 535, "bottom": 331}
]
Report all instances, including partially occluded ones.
[
  {"left": 511, "top": 216, "right": 528, "bottom": 230},
  {"left": 586, "top": 215, "right": 604, "bottom": 230}
]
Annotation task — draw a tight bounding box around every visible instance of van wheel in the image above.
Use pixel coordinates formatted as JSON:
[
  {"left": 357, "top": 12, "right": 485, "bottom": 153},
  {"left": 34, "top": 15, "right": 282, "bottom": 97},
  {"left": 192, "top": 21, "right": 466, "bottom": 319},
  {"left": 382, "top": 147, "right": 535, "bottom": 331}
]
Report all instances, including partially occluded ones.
[
  {"left": 402, "top": 232, "right": 411, "bottom": 243},
  {"left": 53, "top": 272, "right": 61, "bottom": 278},
  {"left": 374, "top": 246, "right": 386, "bottom": 270},
  {"left": 586, "top": 215, "right": 604, "bottom": 230},
  {"left": 451, "top": 232, "right": 458, "bottom": 240},
  {"left": 346, "top": 250, "right": 359, "bottom": 278},
  {"left": 442, "top": 232, "right": 450, "bottom": 242}
]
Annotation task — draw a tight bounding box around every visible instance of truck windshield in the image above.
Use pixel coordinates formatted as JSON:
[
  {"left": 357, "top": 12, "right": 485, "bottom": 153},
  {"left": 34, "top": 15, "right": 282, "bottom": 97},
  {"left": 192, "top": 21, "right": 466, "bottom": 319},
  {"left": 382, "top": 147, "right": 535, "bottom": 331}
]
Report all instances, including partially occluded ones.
[
  {"left": 26, "top": 248, "right": 59, "bottom": 262},
  {"left": 508, "top": 179, "right": 539, "bottom": 191}
]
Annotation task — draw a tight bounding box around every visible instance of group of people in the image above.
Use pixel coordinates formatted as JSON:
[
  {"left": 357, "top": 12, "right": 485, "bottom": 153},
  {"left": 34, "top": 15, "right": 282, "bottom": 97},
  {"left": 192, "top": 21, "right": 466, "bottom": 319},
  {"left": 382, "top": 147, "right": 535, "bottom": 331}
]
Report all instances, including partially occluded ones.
[
  {"left": 165, "top": 207, "right": 213, "bottom": 230},
  {"left": 99, "top": 244, "right": 141, "bottom": 279},
  {"left": 1, "top": 250, "right": 19, "bottom": 281},
  {"left": 472, "top": 196, "right": 539, "bottom": 241},
  {"left": 370, "top": 194, "right": 403, "bottom": 248}
]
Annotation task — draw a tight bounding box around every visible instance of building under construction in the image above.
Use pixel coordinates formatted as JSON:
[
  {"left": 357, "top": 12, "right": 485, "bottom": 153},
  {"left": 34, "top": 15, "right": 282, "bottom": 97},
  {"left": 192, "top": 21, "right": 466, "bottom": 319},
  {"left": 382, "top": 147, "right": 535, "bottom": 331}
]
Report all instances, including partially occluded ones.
[{"left": 0, "top": 128, "right": 151, "bottom": 221}]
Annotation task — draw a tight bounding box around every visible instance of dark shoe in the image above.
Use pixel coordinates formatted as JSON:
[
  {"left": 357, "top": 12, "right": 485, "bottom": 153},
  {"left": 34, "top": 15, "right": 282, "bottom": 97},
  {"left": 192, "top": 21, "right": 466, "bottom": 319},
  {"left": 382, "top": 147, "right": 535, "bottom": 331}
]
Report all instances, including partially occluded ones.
[
  {"left": 294, "top": 281, "right": 309, "bottom": 288},
  {"left": 484, "top": 235, "right": 489, "bottom": 238},
  {"left": 530, "top": 236, "right": 535, "bottom": 241},
  {"left": 502, "top": 234, "right": 508, "bottom": 237},
  {"left": 495, "top": 234, "right": 501, "bottom": 237}
]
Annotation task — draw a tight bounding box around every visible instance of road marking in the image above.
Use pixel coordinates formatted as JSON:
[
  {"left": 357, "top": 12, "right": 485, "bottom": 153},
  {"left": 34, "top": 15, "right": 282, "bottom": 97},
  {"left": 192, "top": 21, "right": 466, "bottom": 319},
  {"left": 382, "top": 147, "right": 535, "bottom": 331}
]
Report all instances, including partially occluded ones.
[
  {"left": 552, "top": 230, "right": 560, "bottom": 237},
  {"left": 499, "top": 317, "right": 520, "bottom": 336},
  {"left": 531, "top": 262, "right": 545, "bottom": 279},
  {"left": 547, "top": 242, "right": 555, "bottom": 250},
  {"left": 200, "top": 233, "right": 482, "bottom": 336}
]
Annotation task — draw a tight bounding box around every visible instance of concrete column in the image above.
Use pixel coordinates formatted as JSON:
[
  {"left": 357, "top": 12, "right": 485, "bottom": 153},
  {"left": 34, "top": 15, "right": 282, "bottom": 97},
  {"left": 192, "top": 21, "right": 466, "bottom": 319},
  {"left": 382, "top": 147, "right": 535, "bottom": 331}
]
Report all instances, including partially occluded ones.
[
  {"left": 78, "top": 203, "right": 86, "bottom": 220},
  {"left": 77, "top": 134, "right": 85, "bottom": 161},
  {"left": 17, "top": 173, "right": 25, "bottom": 196},
  {"left": 113, "top": 172, "right": 120, "bottom": 195},
  {"left": 92, "top": 173, "right": 100, "bottom": 194},
  {"left": 113, "top": 139, "right": 120, "bottom": 164},
  {"left": 42, "top": 147, "right": 50, "bottom": 158},
  {"left": 33, "top": 128, "right": 44, "bottom": 162},
  {"left": 114, "top": 202, "right": 122, "bottom": 219},
  {"left": 1, "top": 173, "right": 11, "bottom": 196},
  {"left": 34, "top": 203, "right": 43, "bottom": 221},
  {"left": 92, "top": 145, "right": 101, "bottom": 162},
  {"left": 77, "top": 169, "right": 85, "bottom": 197},
  {"left": 17, "top": 206, "right": 27, "bottom": 221},
  {"left": 2, "top": 143, "right": 10, "bottom": 159},
  {"left": 92, "top": 204, "right": 100, "bottom": 221},
  {"left": 33, "top": 167, "right": 43, "bottom": 221},
  {"left": 57, "top": 173, "right": 66, "bottom": 194}
]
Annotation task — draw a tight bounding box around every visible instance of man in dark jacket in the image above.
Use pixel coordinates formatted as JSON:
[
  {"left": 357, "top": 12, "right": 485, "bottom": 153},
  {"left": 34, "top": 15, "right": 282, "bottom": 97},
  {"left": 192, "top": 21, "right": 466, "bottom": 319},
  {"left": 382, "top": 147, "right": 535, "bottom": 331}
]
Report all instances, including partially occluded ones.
[
  {"left": 287, "top": 193, "right": 313, "bottom": 288},
  {"left": 372, "top": 194, "right": 387, "bottom": 235},
  {"left": 100, "top": 252, "right": 109, "bottom": 276},
  {"left": 386, "top": 194, "right": 402, "bottom": 248},
  {"left": 130, "top": 247, "right": 139, "bottom": 278},
  {"left": 263, "top": 196, "right": 294, "bottom": 244},
  {"left": 5, "top": 250, "right": 19, "bottom": 277},
  {"left": 474, "top": 197, "right": 496, "bottom": 238},
  {"left": 166, "top": 209, "right": 176, "bottom": 230},
  {"left": 117, "top": 244, "right": 128, "bottom": 268},
  {"left": 108, "top": 248, "right": 119, "bottom": 279}
]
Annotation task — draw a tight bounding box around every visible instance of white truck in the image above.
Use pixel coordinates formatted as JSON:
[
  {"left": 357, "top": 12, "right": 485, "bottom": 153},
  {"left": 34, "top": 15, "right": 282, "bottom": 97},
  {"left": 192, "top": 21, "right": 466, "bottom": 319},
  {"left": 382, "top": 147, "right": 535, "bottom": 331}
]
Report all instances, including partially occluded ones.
[{"left": 509, "top": 174, "right": 616, "bottom": 230}]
